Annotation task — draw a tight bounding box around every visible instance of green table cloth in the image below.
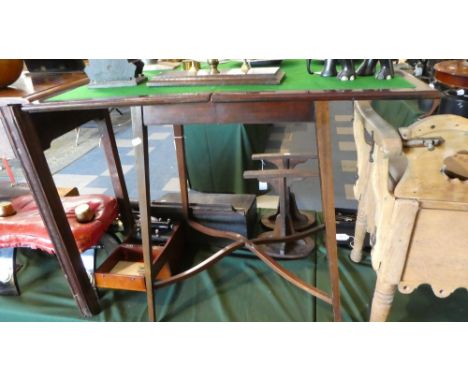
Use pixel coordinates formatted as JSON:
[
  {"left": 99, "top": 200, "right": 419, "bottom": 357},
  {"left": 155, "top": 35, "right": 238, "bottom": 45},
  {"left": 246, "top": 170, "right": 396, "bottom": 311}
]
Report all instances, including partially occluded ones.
[{"left": 48, "top": 60, "right": 415, "bottom": 102}]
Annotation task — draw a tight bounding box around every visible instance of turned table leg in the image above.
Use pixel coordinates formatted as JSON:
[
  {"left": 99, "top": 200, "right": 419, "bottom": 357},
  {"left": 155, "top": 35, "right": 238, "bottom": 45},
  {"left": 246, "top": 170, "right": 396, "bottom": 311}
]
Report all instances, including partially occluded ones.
[
  {"left": 370, "top": 277, "right": 397, "bottom": 322},
  {"left": 350, "top": 196, "right": 367, "bottom": 263}
]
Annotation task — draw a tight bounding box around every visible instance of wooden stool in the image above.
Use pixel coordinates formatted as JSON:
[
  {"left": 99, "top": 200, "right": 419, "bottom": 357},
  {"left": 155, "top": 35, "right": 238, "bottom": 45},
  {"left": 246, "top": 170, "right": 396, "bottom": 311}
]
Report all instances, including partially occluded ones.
[
  {"left": 352, "top": 101, "right": 468, "bottom": 321},
  {"left": 244, "top": 153, "right": 318, "bottom": 259}
]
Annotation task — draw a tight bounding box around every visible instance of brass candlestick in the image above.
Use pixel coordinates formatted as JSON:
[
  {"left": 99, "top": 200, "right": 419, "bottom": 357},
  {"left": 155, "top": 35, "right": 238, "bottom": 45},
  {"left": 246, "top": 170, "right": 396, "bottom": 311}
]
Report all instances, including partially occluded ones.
[
  {"left": 207, "top": 59, "right": 220, "bottom": 74},
  {"left": 188, "top": 61, "right": 200, "bottom": 75}
]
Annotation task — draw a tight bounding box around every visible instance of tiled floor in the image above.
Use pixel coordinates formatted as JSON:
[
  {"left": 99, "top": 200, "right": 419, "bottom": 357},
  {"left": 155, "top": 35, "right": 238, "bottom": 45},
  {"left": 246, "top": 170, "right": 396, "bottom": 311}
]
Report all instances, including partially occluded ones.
[{"left": 1, "top": 103, "right": 359, "bottom": 211}]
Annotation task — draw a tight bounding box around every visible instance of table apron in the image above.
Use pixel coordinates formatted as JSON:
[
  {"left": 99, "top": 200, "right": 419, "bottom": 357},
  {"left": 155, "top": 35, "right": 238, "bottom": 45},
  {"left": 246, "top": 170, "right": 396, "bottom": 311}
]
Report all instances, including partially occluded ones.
[{"left": 142, "top": 100, "right": 315, "bottom": 125}]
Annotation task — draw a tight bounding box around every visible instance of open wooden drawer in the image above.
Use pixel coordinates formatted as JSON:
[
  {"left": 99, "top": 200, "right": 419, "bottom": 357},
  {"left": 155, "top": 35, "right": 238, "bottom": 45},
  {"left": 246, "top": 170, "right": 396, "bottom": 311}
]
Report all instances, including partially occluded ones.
[{"left": 95, "top": 223, "right": 184, "bottom": 292}]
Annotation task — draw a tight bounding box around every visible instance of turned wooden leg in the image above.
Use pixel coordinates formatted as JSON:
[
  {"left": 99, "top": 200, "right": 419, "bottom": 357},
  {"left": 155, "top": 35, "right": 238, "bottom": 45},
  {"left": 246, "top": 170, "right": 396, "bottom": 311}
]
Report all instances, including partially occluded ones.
[
  {"left": 370, "top": 277, "right": 397, "bottom": 322},
  {"left": 350, "top": 199, "right": 367, "bottom": 263}
]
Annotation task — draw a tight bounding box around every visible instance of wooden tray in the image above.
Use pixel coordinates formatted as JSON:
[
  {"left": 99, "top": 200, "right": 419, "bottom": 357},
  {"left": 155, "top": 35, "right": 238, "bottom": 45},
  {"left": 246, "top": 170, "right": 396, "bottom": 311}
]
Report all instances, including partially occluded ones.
[
  {"left": 147, "top": 67, "right": 285, "bottom": 87},
  {"left": 95, "top": 223, "right": 184, "bottom": 292}
]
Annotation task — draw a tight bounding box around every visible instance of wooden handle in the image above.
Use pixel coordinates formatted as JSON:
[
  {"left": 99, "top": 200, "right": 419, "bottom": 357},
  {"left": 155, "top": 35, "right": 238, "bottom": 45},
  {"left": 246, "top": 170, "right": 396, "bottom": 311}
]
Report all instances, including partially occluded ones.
[
  {"left": 74, "top": 203, "right": 95, "bottom": 223},
  {"left": 0, "top": 201, "right": 16, "bottom": 217}
]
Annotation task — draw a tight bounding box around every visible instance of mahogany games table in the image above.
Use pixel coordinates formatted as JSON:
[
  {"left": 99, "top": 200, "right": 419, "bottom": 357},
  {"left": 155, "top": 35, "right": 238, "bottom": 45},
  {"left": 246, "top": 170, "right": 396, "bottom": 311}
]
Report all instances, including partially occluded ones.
[
  {"left": 1, "top": 60, "right": 439, "bottom": 320},
  {"left": 0, "top": 71, "right": 134, "bottom": 317}
]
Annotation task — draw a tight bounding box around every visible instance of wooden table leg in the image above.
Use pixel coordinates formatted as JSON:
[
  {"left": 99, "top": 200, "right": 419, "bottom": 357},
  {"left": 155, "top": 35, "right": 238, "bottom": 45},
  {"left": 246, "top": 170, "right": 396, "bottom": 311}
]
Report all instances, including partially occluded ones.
[
  {"left": 98, "top": 110, "right": 134, "bottom": 237},
  {"left": 173, "top": 125, "right": 190, "bottom": 219},
  {"left": 314, "top": 100, "right": 342, "bottom": 321},
  {"left": 0, "top": 105, "right": 101, "bottom": 317},
  {"left": 131, "top": 106, "right": 156, "bottom": 322}
]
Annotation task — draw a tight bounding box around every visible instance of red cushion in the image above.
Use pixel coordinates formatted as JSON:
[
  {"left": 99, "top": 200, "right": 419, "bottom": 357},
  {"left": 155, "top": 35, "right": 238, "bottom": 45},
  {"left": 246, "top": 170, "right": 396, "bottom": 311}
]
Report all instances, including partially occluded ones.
[{"left": 0, "top": 194, "right": 118, "bottom": 254}]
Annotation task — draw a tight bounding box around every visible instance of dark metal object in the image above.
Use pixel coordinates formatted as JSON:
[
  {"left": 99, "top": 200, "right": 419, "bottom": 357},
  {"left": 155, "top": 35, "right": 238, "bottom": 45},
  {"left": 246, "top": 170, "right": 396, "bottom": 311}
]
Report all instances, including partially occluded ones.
[
  {"left": 439, "top": 91, "right": 468, "bottom": 118},
  {"left": 321, "top": 60, "right": 355, "bottom": 81},
  {"left": 0, "top": 248, "right": 19, "bottom": 295},
  {"left": 357, "top": 59, "right": 395, "bottom": 80},
  {"left": 364, "top": 129, "right": 375, "bottom": 163},
  {"left": 356, "top": 59, "right": 378, "bottom": 76},
  {"left": 306, "top": 59, "right": 318, "bottom": 75},
  {"left": 321, "top": 59, "right": 338, "bottom": 77},
  {"left": 85, "top": 59, "right": 147, "bottom": 88},
  {"left": 403, "top": 137, "right": 445, "bottom": 150},
  {"left": 309, "top": 59, "right": 394, "bottom": 81}
]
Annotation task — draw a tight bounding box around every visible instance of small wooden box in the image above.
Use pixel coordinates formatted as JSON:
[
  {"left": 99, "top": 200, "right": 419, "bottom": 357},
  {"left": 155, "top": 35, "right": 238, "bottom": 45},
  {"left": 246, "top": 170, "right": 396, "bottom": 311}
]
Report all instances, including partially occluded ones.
[{"left": 95, "top": 223, "right": 184, "bottom": 292}]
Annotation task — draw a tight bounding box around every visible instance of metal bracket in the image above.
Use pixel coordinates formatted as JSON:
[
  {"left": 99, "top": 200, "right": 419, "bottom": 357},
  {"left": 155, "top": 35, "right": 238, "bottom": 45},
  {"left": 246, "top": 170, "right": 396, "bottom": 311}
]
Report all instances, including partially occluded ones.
[
  {"left": 80, "top": 248, "right": 97, "bottom": 287},
  {"left": 0, "top": 248, "right": 20, "bottom": 296},
  {"left": 364, "top": 130, "right": 375, "bottom": 163},
  {"left": 403, "top": 137, "right": 445, "bottom": 151}
]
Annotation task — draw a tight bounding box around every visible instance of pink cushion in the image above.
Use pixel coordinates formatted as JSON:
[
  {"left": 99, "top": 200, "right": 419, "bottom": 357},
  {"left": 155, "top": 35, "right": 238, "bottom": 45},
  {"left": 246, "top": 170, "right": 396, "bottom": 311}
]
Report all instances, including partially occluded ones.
[{"left": 0, "top": 194, "right": 118, "bottom": 254}]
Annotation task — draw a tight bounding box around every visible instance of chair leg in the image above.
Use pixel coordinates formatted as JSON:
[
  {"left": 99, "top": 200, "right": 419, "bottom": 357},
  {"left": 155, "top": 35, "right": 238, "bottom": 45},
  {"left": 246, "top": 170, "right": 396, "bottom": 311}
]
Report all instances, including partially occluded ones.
[
  {"left": 350, "top": 198, "right": 367, "bottom": 263},
  {"left": 0, "top": 248, "right": 19, "bottom": 296},
  {"left": 2, "top": 157, "right": 17, "bottom": 186},
  {"left": 80, "top": 248, "right": 96, "bottom": 288},
  {"left": 370, "top": 276, "right": 397, "bottom": 322}
]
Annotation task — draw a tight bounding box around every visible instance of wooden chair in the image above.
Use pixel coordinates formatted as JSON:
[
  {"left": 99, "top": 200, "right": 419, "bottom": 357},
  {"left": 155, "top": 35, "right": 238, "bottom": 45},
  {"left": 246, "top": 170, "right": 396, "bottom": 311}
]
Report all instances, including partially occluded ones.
[{"left": 351, "top": 100, "right": 468, "bottom": 321}]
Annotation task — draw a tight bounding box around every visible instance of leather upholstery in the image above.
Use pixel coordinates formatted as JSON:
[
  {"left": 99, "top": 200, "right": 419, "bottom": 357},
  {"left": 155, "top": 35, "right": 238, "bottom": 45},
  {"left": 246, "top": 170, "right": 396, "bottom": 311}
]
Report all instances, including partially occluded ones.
[{"left": 0, "top": 194, "right": 118, "bottom": 254}]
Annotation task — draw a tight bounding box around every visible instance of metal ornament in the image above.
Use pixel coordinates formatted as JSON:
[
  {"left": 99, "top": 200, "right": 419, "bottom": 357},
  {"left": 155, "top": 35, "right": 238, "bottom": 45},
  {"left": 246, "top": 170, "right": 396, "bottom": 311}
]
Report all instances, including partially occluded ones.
[{"left": 85, "top": 59, "right": 147, "bottom": 88}]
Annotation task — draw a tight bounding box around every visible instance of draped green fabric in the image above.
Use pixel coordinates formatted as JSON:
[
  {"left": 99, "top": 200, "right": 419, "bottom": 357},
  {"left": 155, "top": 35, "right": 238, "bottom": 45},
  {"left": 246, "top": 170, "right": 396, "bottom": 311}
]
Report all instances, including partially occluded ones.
[
  {"left": 371, "top": 99, "right": 426, "bottom": 128},
  {"left": 2, "top": 216, "right": 467, "bottom": 322},
  {"left": 184, "top": 124, "right": 270, "bottom": 194}
]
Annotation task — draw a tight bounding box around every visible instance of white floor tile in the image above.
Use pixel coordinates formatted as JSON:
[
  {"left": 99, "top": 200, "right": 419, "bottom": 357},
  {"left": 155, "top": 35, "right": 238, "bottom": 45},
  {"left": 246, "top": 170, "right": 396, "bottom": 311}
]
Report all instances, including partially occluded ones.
[
  {"left": 100, "top": 165, "right": 133, "bottom": 176},
  {"left": 344, "top": 184, "right": 355, "bottom": 200},
  {"left": 115, "top": 139, "right": 134, "bottom": 148},
  {"left": 334, "top": 114, "right": 353, "bottom": 122},
  {"left": 336, "top": 127, "right": 353, "bottom": 135},
  {"left": 80, "top": 187, "right": 108, "bottom": 195},
  {"left": 148, "top": 132, "right": 170, "bottom": 141},
  {"left": 341, "top": 160, "right": 357, "bottom": 173},
  {"left": 338, "top": 141, "right": 356, "bottom": 152},
  {"left": 126, "top": 146, "right": 155, "bottom": 156},
  {"left": 53, "top": 174, "right": 98, "bottom": 189},
  {"left": 162, "top": 177, "right": 181, "bottom": 192}
]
